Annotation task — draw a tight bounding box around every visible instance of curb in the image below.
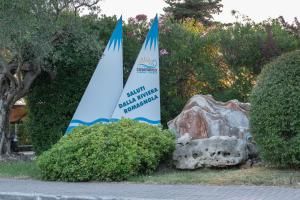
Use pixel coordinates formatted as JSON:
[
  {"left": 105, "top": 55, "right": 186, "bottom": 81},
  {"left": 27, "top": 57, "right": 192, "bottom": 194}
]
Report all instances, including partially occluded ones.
[{"left": 0, "top": 192, "right": 165, "bottom": 200}]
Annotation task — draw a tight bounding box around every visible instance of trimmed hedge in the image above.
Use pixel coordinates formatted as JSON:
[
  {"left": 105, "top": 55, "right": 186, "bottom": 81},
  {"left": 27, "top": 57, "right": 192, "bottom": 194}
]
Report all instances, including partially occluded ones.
[
  {"left": 250, "top": 50, "right": 300, "bottom": 168},
  {"left": 37, "top": 119, "right": 175, "bottom": 181}
]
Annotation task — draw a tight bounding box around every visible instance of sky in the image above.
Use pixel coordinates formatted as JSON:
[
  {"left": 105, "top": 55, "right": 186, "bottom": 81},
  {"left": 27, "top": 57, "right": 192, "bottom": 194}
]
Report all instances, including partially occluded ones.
[{"left": 99, "top": 0, "right": 300, "bottom": 23}]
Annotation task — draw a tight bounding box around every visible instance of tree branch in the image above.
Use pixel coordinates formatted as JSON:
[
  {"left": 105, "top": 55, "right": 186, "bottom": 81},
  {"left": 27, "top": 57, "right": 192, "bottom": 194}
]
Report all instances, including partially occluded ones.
[{"left": 13, "top": 63, "right": 42, "bottom": 102}]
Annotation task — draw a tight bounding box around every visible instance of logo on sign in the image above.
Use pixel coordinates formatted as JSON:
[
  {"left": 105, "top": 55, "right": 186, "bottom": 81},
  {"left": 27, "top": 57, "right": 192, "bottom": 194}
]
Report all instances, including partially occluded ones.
[{"left": 137, "top": 57, "right": 158, "bottom": 74}]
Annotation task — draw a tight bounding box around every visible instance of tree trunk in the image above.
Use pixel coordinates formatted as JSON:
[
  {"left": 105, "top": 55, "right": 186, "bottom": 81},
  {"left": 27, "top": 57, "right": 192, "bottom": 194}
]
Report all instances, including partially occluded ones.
[{"left": 0, "top": 99, "right": 11, "bottom": 156}]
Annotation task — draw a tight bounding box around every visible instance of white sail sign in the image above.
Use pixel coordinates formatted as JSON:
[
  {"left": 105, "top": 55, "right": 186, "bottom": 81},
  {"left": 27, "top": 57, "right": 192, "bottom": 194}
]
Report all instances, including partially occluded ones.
[
  {"left": 111, "top": 15, "right": 160, "bottom": 125},
  {"left": 66, "top": 17, "right": 123, "bottom": 133}
]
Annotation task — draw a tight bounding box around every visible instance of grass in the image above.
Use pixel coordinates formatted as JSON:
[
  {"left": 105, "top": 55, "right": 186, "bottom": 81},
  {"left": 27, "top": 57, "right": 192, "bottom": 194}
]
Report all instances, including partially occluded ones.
[
  {"left": 0, "top": 161, "right": 299, "bottom": 187},
  {"left": 129, "top": 167, "right": 300, "bottom": 187},
  {"left": 0, "top": 161, "right": 40, "bottom": 179}
]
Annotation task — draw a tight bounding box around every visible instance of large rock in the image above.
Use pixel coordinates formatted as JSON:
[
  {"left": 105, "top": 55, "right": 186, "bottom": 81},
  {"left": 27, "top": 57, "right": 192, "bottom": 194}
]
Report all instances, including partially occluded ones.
[
  {"left": 168, "top": 94, "right": 251, "bottom": 141},
  {"left": 169, "top": 94, "right": 256, "bottom": 169},
  {"left": 173, "top": 135, "right": 248, "bottom": 169}
]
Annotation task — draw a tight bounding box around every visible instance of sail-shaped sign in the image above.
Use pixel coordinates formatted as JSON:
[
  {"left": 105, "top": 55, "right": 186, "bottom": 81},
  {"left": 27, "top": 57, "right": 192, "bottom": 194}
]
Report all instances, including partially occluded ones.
[
  {"left": 66, "top": 17, "right": 123, "bottom": 133},
  {"left": 111, "top": 15, "right": 160, "bottom": 125}
]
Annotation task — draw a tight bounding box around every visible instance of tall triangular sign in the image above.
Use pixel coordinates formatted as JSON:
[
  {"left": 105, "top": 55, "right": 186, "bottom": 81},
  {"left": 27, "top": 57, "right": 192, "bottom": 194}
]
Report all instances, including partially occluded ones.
[
  {"left": 66, "top": 17, "right": 123, "bottom": 133},
  {"left": 111, "top": 15, "right": 160, "bottom": 125}
]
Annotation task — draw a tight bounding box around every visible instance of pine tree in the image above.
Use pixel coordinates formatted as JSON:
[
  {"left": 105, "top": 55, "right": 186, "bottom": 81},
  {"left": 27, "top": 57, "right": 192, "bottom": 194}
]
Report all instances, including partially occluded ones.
[{"left": 164, "top": 0, "right": 223, "bottom": 25}]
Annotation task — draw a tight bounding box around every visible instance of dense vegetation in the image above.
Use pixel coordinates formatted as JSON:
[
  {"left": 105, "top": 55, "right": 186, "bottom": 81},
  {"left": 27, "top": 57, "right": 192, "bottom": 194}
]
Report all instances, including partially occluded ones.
[
  {"left": 25, "top": 13, "right": 300, "bottom": 154},
  {"left": 37, "top": 119, "right": 175, "bottom": 181},
  {"left": 250, "top": 50, "right": 300, "bottom": 168}
]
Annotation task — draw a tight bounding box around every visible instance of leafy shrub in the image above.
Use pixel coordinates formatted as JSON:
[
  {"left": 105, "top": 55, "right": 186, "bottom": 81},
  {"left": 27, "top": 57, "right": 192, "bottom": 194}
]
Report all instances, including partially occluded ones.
[
  {"left": 159, "top": 19, "right": 224, "bottom": 125},
  {"left": 214, "top": 19, "right": 299, "bottom": 101},
  {"left": 250, "top": 50, "right": 300, "bottom": 168},
  {"left": 37, "top": 119, "right": 175, "bottom": 181}
]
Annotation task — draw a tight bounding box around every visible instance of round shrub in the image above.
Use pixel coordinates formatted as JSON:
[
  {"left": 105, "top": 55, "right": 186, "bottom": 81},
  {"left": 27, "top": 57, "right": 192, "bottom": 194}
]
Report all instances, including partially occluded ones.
[
  {"left": 37, "top": 119, "right": 175, "bottom": 181},
  {"left": 250, "top": 50, "right": 300, "bottom": 168}
]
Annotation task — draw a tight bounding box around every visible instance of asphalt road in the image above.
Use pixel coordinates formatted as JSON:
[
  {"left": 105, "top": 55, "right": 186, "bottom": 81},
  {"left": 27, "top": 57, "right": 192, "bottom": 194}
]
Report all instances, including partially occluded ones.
[{"left": 0, "top": 178, "right": 300, "bottom": 200}]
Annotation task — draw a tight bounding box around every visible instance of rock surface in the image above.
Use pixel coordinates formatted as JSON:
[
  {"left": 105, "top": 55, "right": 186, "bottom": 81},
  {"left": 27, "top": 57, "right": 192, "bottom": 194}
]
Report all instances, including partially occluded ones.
[
  {"left": 169, "top": 95, "right": 256, "bottom": 169},
  {"left": 173, "top": 135, "right": 248, "bottom": 169},
  {"left": 168, "top": 94, "right": 251, "bottom": 141}
]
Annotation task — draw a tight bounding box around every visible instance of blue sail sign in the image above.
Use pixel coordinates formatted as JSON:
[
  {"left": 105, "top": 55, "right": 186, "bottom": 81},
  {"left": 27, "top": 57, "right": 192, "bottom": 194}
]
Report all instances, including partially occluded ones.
[
  {"left": 111, "top": 15, "right": 160, "bottom": 125},
  {"left": 66, "top": 17, "right": 123, "bottom": 133}
]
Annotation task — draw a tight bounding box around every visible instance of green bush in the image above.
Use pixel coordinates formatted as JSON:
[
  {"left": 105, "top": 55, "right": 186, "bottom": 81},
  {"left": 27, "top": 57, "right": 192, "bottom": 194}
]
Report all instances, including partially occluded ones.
[
  {"left": 250, "top": 50, "right": 300, "bottom": 168},
  {"left": 37, "top": 119, "right": 175, "bottom": 181}
]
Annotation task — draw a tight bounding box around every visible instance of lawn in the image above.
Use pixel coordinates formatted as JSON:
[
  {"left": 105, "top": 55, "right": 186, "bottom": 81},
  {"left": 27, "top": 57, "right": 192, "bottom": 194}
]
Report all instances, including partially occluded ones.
[
  {"left": 129, "top": 167, "right": 300, "bottom": 187},
  {"left": 0, "top": 161, "right": 40, "bottom": 179},
  {"left": 0, "top": 161, "right": 299, "bottom": 187}
]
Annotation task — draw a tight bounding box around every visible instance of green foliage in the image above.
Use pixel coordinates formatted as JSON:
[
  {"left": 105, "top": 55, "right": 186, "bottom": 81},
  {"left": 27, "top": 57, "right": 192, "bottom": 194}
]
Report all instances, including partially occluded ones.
[
  {"left": 250, "top": 50, "right": 300, "bottom": 168},
  {"left": 158, "top": 17, "right": 298, "bottom": 123},
  {"left": 0, "top": 0, "right": 54, "bottom": 62},
  {"left": 37, "top": 119, "right": 175, "bottom": 181},
  {"left": 0, "top": 0, "right": 103, "bottom": 70},
  {"left": 123, "top": 15, "right": 149, "bottom": 80},
  {"left": 159, "top": 19, "right": 223, "bottom": 124},
  {"left": 212, "top": 19, "right": 299, "bottom": 101},
  {"left": 26, "top": 14, "right": 300, "bottom": 155},
  {"left": 216, "top": 14, "right": 291, "bottom": 74},
  {"left": 163, "top": 0, "right": 223, "bottom": 25}
]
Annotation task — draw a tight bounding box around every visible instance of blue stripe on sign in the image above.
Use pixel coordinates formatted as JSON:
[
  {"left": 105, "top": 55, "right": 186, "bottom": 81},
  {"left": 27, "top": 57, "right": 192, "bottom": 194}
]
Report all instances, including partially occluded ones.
[
  {"left": 66, "top": 117, "right": 160, "bottom": 133},
  {"left": 71, "top": 118, "right": 111, "bottom": 126},
  {"left": 110, "top": 117, "right": 160, "bottom": 125},
  {"left": 134, "top": 117, "right": 161, "bottom": 124}
]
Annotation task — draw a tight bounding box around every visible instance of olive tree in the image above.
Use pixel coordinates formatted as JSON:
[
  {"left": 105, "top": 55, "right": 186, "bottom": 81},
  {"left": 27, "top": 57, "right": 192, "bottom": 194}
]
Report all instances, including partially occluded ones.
[{"left": 0, "top": 0, "right": 101, "bottom": 156}]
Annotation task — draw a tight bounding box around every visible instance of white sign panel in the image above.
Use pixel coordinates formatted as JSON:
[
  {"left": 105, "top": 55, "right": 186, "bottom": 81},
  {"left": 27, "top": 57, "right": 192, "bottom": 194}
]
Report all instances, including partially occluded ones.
[
  {"left": 66, "top": 17, "right": 123, "bottom": 133},
  {"left": 111, "top": 15, "right": 160, "bottom": 125}
]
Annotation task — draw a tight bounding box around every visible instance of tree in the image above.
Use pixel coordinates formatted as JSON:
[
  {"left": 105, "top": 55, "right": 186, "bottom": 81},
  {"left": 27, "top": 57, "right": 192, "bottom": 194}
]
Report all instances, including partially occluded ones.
[
  {"left": 158, "top": 18, "right": 224, "bottom": 124},
  {"left": 212, "top": 18, "right": 299, "bottom": 101},
  {"left": 278, "top": 16, "right": 300, "bottom": 38},
  {"left": 163, "top": 0, "right": 223, "bottom": 25},
  {"left": 0, "top": 0, "right": 101, "bottom": 156}
]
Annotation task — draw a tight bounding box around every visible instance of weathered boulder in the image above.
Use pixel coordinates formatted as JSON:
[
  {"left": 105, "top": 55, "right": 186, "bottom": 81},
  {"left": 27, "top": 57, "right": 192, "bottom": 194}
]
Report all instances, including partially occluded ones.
[
  {"left": 169, "top": 94, "right": 257, "bottom": 169},
  {"left": 168, "top": 94, "right": 251, "bottom": 141},
  {"left": 173, "top": 135, "right": 248, "bottom": 169}
]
